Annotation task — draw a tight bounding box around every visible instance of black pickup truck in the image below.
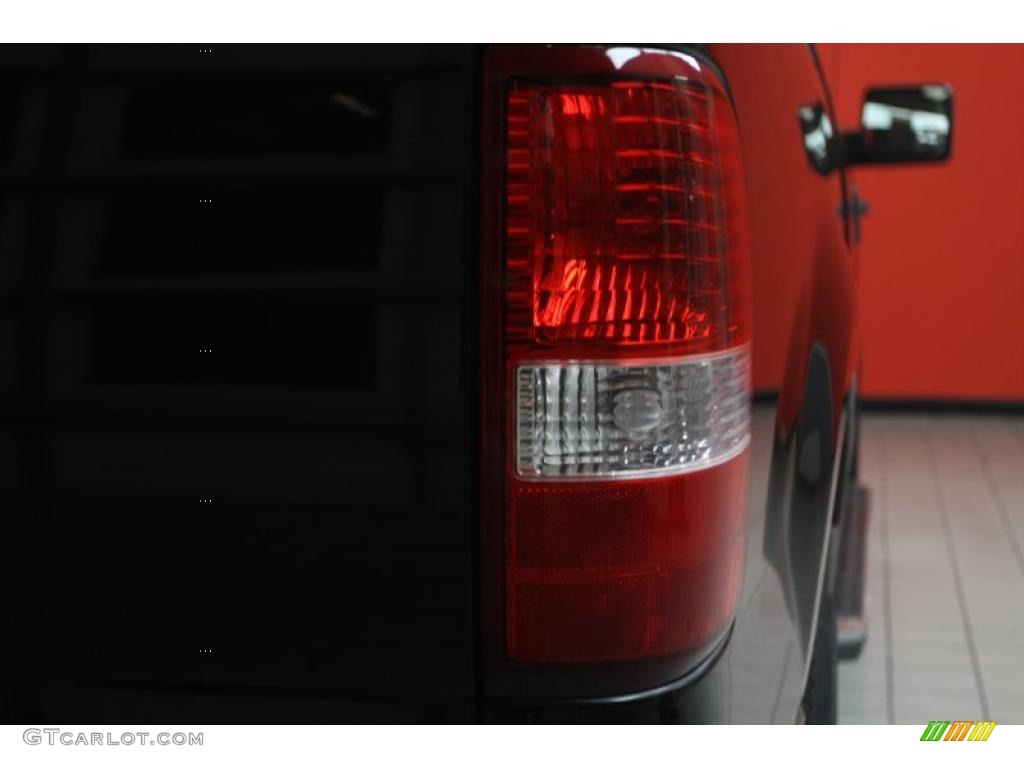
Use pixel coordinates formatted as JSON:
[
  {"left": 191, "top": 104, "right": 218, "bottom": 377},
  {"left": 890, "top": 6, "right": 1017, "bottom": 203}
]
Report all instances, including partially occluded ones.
[{"left": 0, "top": 43, "right": 952, "bottom": 723}]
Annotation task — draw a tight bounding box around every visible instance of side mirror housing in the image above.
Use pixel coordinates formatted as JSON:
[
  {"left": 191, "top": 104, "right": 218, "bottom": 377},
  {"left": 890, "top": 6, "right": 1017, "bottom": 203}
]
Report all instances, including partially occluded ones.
[{"left": 843, "top": 84, "right": 954, "bottom": 165}]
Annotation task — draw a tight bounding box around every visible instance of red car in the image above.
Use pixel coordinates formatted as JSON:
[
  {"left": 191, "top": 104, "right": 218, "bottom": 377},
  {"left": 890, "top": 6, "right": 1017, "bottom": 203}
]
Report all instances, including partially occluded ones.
[{"left": 0, "top": 43, "right": 951, "bottom": 723}]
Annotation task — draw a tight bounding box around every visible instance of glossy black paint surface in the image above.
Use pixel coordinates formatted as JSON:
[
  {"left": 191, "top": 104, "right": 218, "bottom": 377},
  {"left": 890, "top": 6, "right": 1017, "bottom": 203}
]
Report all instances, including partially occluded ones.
[
  {"left": 0, "top": 43, "right": 860, "bottom": 723},
  {"left": 1, "top": 44, "right": 481, "bottom": 722}
]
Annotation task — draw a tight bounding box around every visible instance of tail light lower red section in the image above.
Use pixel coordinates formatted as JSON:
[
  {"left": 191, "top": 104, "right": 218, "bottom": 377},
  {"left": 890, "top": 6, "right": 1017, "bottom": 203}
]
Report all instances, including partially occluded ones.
[{"left": 508, "top": 458, "right": 748, "bottom": 662}]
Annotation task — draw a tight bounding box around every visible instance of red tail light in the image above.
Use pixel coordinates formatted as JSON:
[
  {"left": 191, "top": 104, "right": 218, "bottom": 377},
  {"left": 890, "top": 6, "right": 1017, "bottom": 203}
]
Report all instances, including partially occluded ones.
[{"left": 481, "top": 46, "right": 752, "bottom": 692}]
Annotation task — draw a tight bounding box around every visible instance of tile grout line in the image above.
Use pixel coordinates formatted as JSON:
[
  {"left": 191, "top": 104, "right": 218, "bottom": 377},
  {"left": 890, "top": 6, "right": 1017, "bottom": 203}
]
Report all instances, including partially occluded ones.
[
  {"left": 968, "top": 426, "right": 1024, "bottom": 583},
  {"left": 924, "top": 421, "right": 991, "bottom": 720},
  {"left": 878, "top": 428, "right": 896, "bottom": 725}
]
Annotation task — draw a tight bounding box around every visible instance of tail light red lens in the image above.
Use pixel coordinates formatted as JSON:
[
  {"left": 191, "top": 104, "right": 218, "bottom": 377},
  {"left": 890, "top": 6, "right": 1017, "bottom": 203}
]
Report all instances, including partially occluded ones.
[
  {"left": 508, "top": 463, "right": 748, "bottom": 662},
  {"left": 482, "top": 46, "right": 752, "bottom": 686},
  {"left": 505, "top": 78, "right": 748, "bottom": 355}
]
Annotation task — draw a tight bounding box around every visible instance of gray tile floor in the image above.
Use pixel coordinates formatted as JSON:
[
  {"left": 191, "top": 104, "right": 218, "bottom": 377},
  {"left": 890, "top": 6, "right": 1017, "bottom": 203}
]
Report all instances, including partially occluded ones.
[{"left": 838, "top": 413, "right": 1024, "bottom": 723}]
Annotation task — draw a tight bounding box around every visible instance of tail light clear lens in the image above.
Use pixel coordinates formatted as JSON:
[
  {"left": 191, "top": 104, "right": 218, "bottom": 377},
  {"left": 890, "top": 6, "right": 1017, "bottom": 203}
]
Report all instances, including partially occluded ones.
[
  {"left": 482, "top": 46, "right": 752, "bottom": 690},
  {"left": 516, "top": 350, "right": 750, "bottom": 478}
]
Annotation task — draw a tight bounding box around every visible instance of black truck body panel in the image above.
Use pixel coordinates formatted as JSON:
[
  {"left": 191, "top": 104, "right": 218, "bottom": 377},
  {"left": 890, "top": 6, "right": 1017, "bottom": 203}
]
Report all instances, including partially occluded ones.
[{"left": 0, "top": 43, "right": 858, "bottom": 723}]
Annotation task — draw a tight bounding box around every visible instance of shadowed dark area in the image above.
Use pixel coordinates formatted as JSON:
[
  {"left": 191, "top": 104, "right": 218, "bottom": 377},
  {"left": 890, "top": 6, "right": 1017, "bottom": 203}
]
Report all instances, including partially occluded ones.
[{"left": 0, "top": 43, "right": 479, "bottom": 722}]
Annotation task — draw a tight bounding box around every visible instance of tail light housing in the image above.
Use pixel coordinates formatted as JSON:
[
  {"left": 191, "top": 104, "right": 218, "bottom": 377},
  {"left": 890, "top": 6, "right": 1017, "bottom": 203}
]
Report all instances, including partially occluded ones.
[{"left": 480, "top": 46, "right": 752, "bottom": 697}]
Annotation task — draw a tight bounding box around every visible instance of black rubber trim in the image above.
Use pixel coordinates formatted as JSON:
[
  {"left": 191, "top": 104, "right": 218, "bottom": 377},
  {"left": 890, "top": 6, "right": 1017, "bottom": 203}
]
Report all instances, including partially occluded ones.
[
  {"left": 756, "top": 392, "right": 1024, "bottom": 415},
  {"left": 860, "top": 398, "right": 1024, "bottom": 415},
  {"left": 487, "top": 620, "right": 733, "bottom": 710}
]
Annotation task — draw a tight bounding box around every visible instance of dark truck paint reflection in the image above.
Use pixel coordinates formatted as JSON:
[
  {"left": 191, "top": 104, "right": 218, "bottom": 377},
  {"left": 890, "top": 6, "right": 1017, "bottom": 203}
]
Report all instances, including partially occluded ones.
[{"left": 0, "top": 44, "right": 948, "bottom": 723}]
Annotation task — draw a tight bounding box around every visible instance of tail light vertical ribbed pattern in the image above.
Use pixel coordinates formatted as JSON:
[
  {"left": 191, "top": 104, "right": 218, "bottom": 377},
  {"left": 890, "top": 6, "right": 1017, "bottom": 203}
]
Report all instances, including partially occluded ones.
[
  {"left": 483, "top": 46, "right": 752, "bottom": 687},
  {"left": 505, "top": 79, "right": 745, "bottom": 354}
]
